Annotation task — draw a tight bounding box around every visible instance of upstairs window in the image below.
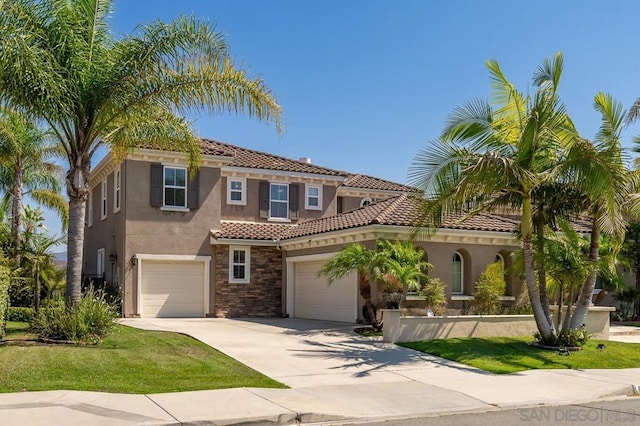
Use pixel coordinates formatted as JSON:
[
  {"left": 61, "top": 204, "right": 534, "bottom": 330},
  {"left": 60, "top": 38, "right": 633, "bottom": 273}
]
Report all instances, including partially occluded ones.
[
  {"left": 270, "top": 183, "right": 289, "bottom": 219},
  {"left": 113, "top": 167, "right": 121, "bottom": 213},
  {"left": 452, "top": 252, "right": 463, "bottom": 294},
  {"left": 87, "top": 189, "right": 93, "bottom": 227},
  {"left": 164, "top": 166, "right": 187, "bottom": 208},
  {"left": 101, "top": 180, "right": 108, "bottom": 220},
  {"left": 305, "top": 184, "right": 322, "bottom": 210},
  {"left": 229, "top": 246, "right": 250, "bottom": 284},
  {"left": 227, "top": 178, "right": 246, "bottom": 205}
]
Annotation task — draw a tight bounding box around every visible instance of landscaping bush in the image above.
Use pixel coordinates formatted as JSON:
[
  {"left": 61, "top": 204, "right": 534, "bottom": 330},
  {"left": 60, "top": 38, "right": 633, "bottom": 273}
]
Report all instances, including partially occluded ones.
[
  {"left": 6, "top": 306, "right": 34, "bottom": 323},
  {"left": 32, "top": 288, "right": 117, "bottom": 344},
  {"left": 507, "top": 303, "right": 533, "bottom": 315},
  {"left": 473, "top": 262, "right": 506, "bottom": 315},
  {"left": 0, "top": 263, "right": 9, "bottom": 339},
  {"left": 535, "top": 325, "right": 590, "bottom": 348},
  {"left": 418, "top": 277, "right": 447, "bottom": 316}
]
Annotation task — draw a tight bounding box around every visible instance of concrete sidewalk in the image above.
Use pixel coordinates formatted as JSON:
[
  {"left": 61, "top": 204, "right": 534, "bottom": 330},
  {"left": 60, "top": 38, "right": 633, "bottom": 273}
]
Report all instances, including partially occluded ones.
[{"left": 1, "top": 318, "right": 639, "bottom": 425}]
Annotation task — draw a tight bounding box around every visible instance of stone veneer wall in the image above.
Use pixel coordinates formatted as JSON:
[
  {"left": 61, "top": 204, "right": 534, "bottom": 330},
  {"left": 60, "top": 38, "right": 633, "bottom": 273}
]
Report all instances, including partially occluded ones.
[{"left": 214, "top": 245, "right": 282, "bottom": 318}]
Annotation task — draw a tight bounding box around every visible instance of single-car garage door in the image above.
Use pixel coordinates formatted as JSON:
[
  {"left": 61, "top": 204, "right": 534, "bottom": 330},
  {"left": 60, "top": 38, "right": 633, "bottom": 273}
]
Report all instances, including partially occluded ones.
[
  {"left": 294, "top": 260, "right": 357, "bottom": 322},
  {"left": 141, "top": 260, "right": 205, "bottom": 317}
]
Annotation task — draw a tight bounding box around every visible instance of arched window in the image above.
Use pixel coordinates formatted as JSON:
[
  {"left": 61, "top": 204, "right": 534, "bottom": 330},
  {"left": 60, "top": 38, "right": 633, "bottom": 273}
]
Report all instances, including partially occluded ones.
[
  {"left": 360, "top": 197, "right": 372, "bottom": 207},
  {"left": 452, "top": 252, "right": 463, "bottom": 294},
  {"left": 495, "top": 253, "right": 504, "bottom": 265}
]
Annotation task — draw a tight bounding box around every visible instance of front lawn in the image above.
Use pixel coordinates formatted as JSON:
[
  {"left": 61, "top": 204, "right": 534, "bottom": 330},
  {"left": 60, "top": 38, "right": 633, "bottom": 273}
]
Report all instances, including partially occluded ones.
[
  {"left": 0, "top": 322, "right": 286, "bottom": 393},
  {"left": 400, "top": 336, "right": 640, "bottom": 374}
]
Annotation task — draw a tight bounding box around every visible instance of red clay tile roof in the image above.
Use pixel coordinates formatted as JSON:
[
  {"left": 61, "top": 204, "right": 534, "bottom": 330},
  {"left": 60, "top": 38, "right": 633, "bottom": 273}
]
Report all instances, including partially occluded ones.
[
  {"left": 210, "top": 196, "right": 590, "bottom": 242},
  {"left": 212, "top": 221, "right": 296, "bottom": 241},
  {"left": 280, "top": 194, "right": 520, "bottom": 240},
  {"left": 341, "top": 174, "right": 413, "bottom": 192},
  {"left": 201, "top": 139, "right": 350, "bottom": 177}
]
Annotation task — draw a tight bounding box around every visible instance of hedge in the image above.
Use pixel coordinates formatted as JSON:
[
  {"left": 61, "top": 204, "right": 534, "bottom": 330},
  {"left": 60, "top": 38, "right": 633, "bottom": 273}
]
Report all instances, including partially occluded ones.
[{"left": 0, "top": 264, "right": 10, "bottom": 339}]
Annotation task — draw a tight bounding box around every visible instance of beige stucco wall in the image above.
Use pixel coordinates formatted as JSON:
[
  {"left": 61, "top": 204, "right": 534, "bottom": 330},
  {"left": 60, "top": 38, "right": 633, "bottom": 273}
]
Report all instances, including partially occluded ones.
[
  {"left": 383, "top": 310, "right": 538, "bottom": 343},
  {"left": 220, "top": 178, "right": 339, "bottom": 222},
  {"left": 120, "top": 159, "right": 222, "bottom": 317}
]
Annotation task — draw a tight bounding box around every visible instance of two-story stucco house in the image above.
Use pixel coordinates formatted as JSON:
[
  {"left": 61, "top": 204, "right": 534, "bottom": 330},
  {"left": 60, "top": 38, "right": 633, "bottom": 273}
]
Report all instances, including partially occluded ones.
[{"left": 83, "top": 139, "right": 525, "bottom": 322}]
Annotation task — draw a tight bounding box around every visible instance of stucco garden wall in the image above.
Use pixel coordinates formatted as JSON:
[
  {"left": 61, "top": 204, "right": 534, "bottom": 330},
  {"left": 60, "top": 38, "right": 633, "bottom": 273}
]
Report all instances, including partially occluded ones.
[{"left": 383, "top": 306, "right": 615, "bottom": 343}]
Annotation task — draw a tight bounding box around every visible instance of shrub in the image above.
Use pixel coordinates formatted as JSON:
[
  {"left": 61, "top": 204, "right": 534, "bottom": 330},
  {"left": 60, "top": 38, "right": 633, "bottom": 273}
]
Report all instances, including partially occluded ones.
[
  {"left": 32, "top": 288, "right": 117, "bottom": 344},
  {"left": 507, "top": 303, "right": 533, "bottom": 315},
  {"left": 473, "top": 262, "right": 506, "bottom": 315},
  {"left": 0, "top": 263, "right": 9, "bottom": 339},
  {"left": 419, "top": 277, "right": 447, "bottom": 316},
  {"left": 6, "top": 306, "right": 34, "bottom": 323},
  {"left": 535, "top": 325, "right": 590, "bottom": 348}
]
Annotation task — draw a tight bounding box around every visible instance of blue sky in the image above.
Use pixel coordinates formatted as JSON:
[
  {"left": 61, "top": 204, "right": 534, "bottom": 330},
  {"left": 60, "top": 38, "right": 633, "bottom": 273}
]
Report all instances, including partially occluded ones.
[{"left": 41, "top": 0, "right": 640, "bottom": 246}]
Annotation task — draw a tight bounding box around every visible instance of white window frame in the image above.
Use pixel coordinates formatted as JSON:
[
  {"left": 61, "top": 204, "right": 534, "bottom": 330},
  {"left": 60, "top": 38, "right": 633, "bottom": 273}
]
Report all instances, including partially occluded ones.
[
  {"left": 97, "top": 248, "right": 105, "bottom": 277},
  {"left": 452, "top": 252, "right": 463, "bottom": 295},
  {"left": 113, "top": 167, "right": 121, "bottom": 213},
  {"left": 87, "top": 189, "right": 93, "bottom": 227},
  {"left": 229, "top": 246, "right": 250, "bottom": 284},
  {"left": 101, "top": 180, "right": 108, "bottom": 220},
  {"left": 495, "top": 253, "right": 504, "bottom": 265},
  {"left": 305, "top": 184, "right": 322, "bottom": 210},
  {"left": 227, "top": 177, "right": 246, "bottom": 206},
  {"left": 163, "top": 166, "right": 187, "bottom": 209},
  {"left": 269, "top": 182, "right": 289, "bottom": 220}
]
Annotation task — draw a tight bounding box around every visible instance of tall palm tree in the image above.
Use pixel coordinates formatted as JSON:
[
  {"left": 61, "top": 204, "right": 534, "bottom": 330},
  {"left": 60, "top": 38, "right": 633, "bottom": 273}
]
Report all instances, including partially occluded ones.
[
  {"left": 0, "top": 0, "right": 283, "bottom": 305},
  {"left": 0, "top": 107, "right": 67, "bottom": 257},
  {"left": 409, "top": 52, "right": 576, "bottom": 342},
  {"left": 319, "top": 243, "right": 384, "bottom": 331},
  {"left": 565, "top": 93, "right": 636, "bottom": 328}
]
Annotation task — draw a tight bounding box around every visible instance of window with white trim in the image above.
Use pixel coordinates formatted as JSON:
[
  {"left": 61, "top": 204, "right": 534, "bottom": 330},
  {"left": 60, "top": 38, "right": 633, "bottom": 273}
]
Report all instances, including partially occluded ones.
[
  {"left": 495, "top": 253, "right": 504, "bottom": 265},
  {"left": 227, "top": 178, "right": 246, "bottom": 205},
  {"left": 229, "top": 246, "right": 250, "bottom": 283},
  {"left": 452, "top": 252, "right": 463, "bottom": 294},
  {"left": 97, "top": 248, "right": 105, "bottom": 277},
  {"left": 305, "top": 184, "right": 322, "bottom": 210},
  {"left": 164, "top": 166, "right": 187, "bottom": 208},
  {"left": 270, "top": 183, "right": 288, "bottom": 219},
  {"left": 101, "top": 180, "right": 108, "bottom": 220},
  {"left": 113, "top": 167, "right": 121, "bottom": 213},
  {"left": 87, "top": 189, "right": 93, "bottom": 227}
]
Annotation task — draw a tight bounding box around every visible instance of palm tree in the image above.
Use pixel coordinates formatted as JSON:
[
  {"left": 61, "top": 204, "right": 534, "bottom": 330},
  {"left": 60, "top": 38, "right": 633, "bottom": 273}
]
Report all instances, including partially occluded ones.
[
  {"left": 0, "top": 107, "right": 67, "bottom": 257},
  {"left": 409, "top": 52, "right": 576, "bottom": 342},
  {"left": 376, "top": 240, "right": 430, "bottom": 294},
  {"left": 22, "top": 228, "right": 65, "bottom": 313},
  {"left": 565, "top": 93, "right": 636, "bottom": 328},
  {"left": 0, "top": 0, "right": 283, "bottom": 305},
  {"left": 319, "top": 243, "right": 384, "bottom": 331}
]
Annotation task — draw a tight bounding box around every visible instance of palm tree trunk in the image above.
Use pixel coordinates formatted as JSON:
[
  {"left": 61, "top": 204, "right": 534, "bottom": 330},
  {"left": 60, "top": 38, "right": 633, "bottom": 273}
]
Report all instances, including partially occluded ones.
[
  {"left": 64, "top": 162, "right": 90, "bottom": 306},
  {"left": 570, "top": 216, "right": 600, "bottom": 329},
  {"left": 11, "top": 160, "right": 23, "bottom": 258},
  {"left": 34, "top": 264, "right": 40, "bottom": 314},
  {"left": 522, "top": 197, "right": 554, "bottom": 341},
  {"left": 561, "top": 288, "right": 574, "bottom": 333},
  {"left": 536, "top": 214, "right": 554, "bottom": 329},
  {"left": 556, "top": 282, "right": 564, "bottom": 329}
]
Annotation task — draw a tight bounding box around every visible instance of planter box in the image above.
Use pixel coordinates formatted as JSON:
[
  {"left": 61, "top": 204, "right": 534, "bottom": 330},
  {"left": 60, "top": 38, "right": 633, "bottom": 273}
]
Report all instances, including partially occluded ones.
[{"left": 383, "top": 306, "right": 616, "bottom": 343}]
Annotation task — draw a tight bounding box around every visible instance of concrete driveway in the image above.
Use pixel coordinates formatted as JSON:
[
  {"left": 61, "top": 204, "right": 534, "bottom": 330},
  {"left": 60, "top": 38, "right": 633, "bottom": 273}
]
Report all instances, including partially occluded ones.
[
  {"left": 120, "top": 317, "right": 462, "bottom": 389},
  {"left": 120, "top": 317, "right": 640, "bottom": 408}
]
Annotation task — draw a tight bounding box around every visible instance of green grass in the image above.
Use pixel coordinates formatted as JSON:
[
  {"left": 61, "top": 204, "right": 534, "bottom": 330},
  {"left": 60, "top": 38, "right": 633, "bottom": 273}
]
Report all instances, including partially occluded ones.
[
  {"left": 0, "top": 322, "right": 286, "bottom": 393},
  {"left": 400, "top": 336, "right": 640, "bottom": 374}
]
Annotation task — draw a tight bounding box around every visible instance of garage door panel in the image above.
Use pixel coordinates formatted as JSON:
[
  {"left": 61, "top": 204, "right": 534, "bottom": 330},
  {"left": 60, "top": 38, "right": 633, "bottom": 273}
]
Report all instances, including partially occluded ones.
[
  {"left": 141, "top": 260, "right": 205, "bottom": 318},
  {"left": 294, "top": 260, "right": 356, "bottom": 323}
]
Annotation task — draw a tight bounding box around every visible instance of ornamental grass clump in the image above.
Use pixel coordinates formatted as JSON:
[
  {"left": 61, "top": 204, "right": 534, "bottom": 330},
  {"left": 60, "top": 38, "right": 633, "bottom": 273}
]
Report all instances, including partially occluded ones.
[{"left": 32, "top": 288, "right": 117, "bottom": 344}]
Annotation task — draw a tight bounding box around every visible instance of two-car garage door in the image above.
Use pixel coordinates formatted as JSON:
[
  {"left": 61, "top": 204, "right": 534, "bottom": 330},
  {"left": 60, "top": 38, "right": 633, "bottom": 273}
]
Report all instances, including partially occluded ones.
[
  {"left": 140, "top": 260, "right": 206, "bottom": 318},
  {"left": 293, "top": 260, "right": 357, "bottom": 323}
]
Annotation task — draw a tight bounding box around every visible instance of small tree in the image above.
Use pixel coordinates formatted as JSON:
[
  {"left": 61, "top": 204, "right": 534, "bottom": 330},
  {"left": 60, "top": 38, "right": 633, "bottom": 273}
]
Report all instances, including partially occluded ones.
[
  {"left": 473, "top": 262, "right": 506, "bottom": 315},
  {"left": 419, "top": 277, "right": 447, "bottom": 316}
]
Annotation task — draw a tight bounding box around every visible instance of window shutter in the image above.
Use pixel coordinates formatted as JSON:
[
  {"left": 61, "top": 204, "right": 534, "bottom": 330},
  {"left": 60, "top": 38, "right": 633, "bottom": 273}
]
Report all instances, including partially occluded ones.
[
  {"left": 259, "top": 181, "right": 269, "bottom": 218},
  {"left": 187, "top": 170, "right": 199, "bottom": 209},
  {"left": 150, "top": 164, "right": 163, "bottom": 207},
  {"left": 289, "top": 183, "right": 299, "bottom": 220}
]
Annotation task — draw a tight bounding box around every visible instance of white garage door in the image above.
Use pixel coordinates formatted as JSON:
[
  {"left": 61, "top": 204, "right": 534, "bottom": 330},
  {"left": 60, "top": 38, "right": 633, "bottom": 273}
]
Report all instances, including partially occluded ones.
[
  {"left": 294, "top": 260, "right": 357, "bottom": 323},
  {"left": 141, "top": 260, "right": 205, "bottom": 318}
]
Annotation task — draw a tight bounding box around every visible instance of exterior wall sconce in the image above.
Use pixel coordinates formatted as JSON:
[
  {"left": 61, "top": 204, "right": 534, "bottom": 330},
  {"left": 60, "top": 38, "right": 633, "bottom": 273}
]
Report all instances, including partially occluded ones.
[{"left": 109, "top": 250, "right": 118, "bottom": 265}]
